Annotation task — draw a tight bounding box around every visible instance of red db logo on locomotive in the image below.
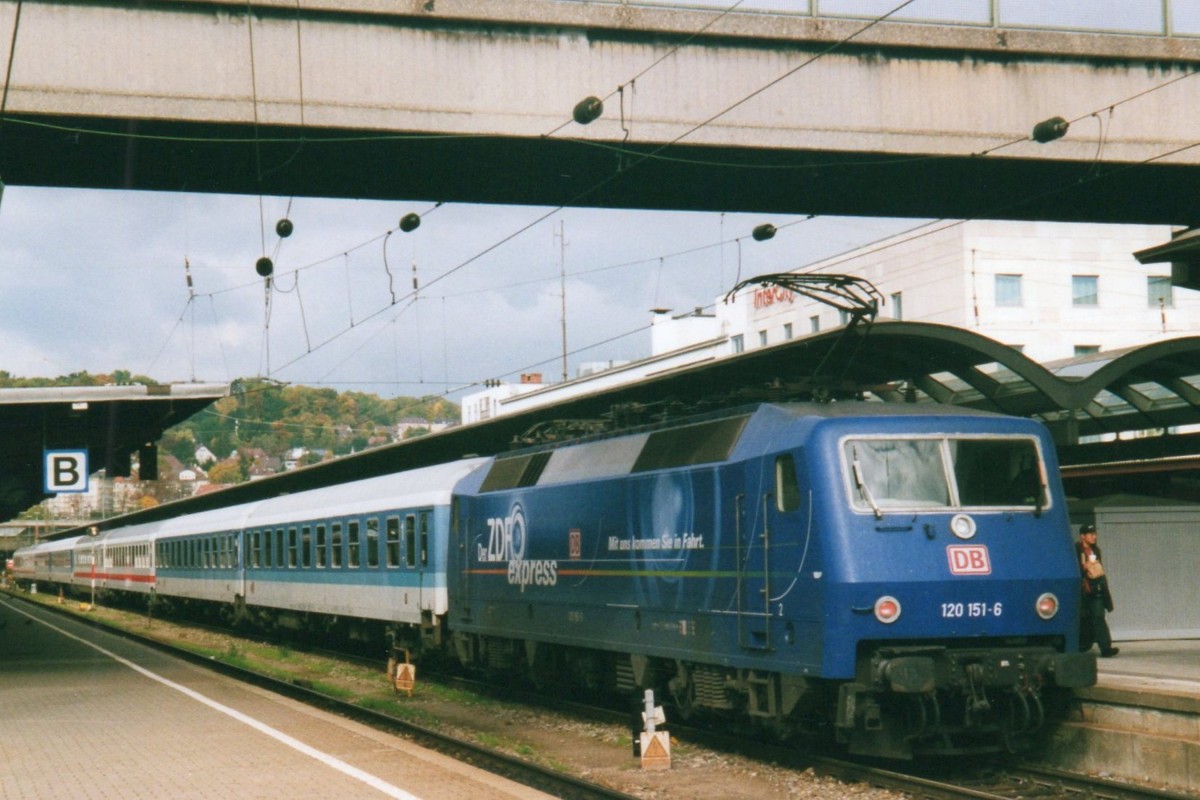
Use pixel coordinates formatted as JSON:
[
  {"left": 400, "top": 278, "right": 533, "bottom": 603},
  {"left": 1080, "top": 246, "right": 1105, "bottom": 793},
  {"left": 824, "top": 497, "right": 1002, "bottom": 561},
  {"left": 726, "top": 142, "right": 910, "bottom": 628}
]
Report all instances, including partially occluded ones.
[{"left": 946, "top": 545, "right": 991, "bottom": 575}]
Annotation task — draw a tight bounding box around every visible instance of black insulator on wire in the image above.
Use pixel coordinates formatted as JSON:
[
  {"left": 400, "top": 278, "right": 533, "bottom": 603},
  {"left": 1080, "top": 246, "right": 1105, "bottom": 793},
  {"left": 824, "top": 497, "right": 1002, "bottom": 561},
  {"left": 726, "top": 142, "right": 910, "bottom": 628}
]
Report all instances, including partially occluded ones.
[
  {"left": 256, "top": 256, "right": 274, "bottom": 277},
  {"left": 573, "top": 96, "right": 603, "bottom": 125},
  {"left": 276, "top": 218, "right": 294, "bottom": 238},
  {"left": 1032, "top": 116, "right": 1069, "bottom": 143},
  {"left": 752, "top": 223, "right": 777, "bottom": 242},
  {"left": 399, "top": 213, "right": 421, "bottom": 232}
]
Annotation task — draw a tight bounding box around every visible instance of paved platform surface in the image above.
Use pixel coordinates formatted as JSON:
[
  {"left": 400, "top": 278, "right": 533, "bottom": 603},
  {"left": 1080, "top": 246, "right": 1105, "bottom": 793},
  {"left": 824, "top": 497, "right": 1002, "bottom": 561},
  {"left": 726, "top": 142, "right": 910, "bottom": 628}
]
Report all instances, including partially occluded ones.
[
  {"left": 0, "top": 597, "right": 553, "bottom": 800},
  {"left": 1092, "top": 638, "right": 1200, "bottom": 707}
]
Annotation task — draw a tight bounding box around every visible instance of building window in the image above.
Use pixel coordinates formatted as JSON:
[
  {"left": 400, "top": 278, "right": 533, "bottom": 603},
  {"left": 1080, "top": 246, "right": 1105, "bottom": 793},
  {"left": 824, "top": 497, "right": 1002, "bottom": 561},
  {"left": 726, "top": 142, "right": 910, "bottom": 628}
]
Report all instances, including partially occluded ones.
[
  {"left": 1072, "top": 275, "right": 1098, "bottom": 306},
  {"left": 838, "top": 309, "right": 850, "bottom": 326},
  {"left": 783, "top": 323, "right": 793, "bottom": 340},
  {"left": 809, "top": 315, "right": 820, "bottom": 333},
  {"left": 1149, "top": 276, "right": 1174, "bottom": 308},
  {"left": 890, "top": 292, "right": 903, "bottom": 320},
  {"left": 1075, "top": 345, "right": 1101, "bottom": 356},
  {"left": 758, "top": 330, "right": 768, "bottom": 347},
  {"left": 995, "top": 274, "right": 1023, "bottom": 307},
  {"left": 731, "top": 334, "right": 744, "bottom": 354}
]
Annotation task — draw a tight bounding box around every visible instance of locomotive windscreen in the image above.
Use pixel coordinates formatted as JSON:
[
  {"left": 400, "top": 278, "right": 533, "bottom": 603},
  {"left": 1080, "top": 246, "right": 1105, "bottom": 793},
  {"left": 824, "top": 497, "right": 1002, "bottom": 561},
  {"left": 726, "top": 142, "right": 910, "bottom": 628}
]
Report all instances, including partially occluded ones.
[{"left": 845, "top": 435, "right": 1045, "bottom": 511}]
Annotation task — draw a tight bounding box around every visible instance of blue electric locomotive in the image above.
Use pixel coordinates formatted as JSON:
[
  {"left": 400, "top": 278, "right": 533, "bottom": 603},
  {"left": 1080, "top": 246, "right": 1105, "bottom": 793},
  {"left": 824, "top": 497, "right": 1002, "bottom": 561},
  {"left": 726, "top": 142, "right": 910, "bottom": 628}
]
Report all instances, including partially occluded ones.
[{"left": 446, "top": 401, "right": 1096, "bottom": 758}]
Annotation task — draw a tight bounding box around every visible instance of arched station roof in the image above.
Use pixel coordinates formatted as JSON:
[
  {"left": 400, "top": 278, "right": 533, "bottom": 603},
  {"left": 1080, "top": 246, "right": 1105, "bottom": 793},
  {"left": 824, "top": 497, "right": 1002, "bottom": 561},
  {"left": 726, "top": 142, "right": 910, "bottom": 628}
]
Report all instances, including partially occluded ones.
[{"left": 58, "top": 322, "right": 1200, "bottom": 538}]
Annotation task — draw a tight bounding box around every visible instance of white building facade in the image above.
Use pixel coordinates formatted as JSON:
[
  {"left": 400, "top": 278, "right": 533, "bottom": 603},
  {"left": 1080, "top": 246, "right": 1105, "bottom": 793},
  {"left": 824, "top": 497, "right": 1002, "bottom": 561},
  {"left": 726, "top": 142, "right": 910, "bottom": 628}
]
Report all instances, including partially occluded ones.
[{"left": 712, "top": 220, "right": 1199, "bottom": 363}]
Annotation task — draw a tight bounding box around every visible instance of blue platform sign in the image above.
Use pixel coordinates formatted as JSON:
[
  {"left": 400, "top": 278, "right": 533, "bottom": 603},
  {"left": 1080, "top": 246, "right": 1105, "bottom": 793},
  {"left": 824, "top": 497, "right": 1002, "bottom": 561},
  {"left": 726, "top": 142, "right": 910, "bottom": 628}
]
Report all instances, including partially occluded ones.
[{"left": 44, "top": 449, "right": 89, "bottom": 493}]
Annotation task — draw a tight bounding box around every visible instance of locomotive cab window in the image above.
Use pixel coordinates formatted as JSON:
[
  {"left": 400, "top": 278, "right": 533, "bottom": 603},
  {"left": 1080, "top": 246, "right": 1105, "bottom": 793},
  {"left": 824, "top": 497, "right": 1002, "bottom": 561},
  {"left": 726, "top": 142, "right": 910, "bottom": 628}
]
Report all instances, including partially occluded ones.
[
  {"left": 843, "top": 435, "right": 1046, "bottom": 513},
  {"left": 775, "top": 454, "right": 800, "bottom": 513}
]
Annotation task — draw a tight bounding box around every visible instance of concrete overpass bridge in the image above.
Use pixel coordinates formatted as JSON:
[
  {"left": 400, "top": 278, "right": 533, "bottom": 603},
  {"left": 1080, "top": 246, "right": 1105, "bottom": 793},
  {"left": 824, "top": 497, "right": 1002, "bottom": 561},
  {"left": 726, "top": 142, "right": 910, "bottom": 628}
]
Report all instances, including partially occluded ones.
[{"left": 1, "top": 0, "right": 1199, "bottom": 224}]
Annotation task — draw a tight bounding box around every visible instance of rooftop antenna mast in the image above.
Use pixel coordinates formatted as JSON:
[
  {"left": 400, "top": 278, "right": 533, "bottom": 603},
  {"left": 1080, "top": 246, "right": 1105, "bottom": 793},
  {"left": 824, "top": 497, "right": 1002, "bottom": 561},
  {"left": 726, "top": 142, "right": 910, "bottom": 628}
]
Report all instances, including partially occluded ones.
[
  {"left": 184, "top": 258, "right": 197, "bottom": 382},
  {"left": 557, "top": 221, "right": 568, "bottom": 382}
]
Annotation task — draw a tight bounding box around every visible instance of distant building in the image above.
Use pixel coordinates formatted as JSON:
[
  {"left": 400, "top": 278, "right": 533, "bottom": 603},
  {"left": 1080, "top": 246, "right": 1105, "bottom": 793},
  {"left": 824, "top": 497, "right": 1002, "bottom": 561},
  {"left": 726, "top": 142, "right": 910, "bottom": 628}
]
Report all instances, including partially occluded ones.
[
  {"left": 697, "top": 220, "right": 1198, "bottom": 364},
  {"left": 460, "top": 220, "right": 1199, "bottom": 422}
]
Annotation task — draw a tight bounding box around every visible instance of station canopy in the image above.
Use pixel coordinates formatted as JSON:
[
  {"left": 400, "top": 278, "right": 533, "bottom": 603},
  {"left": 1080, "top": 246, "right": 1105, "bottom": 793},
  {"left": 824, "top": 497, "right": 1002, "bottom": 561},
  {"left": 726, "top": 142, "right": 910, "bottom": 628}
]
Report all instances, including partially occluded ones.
[{"left": 0, "top": 383, "right": 230, "bottom": 523}]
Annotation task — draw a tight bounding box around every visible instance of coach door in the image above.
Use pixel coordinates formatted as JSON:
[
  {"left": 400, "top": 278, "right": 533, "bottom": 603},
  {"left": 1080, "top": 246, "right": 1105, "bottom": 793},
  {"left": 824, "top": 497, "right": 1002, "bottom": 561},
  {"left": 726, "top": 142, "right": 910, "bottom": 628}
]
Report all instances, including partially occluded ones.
[
  {"left": 451, "top": 498, "right": 472, "bottom": 620},
  {"left": 407, "top": 511, "right": 431, "bottom": 608}
]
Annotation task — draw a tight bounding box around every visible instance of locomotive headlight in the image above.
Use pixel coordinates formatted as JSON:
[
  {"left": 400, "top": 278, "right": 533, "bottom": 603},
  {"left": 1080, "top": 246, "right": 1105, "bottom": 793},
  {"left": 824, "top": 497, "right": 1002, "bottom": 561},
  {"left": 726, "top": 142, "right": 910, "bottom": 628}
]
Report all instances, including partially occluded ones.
[
  {"left": 950, "top": 514, "right": 977, "bottom": 540},
  {"left": 874, "top": 595, "right": 901, "bottom": 624},
  {"left": 1035, "top": 592, "right": 1059, "bottom": 620}
]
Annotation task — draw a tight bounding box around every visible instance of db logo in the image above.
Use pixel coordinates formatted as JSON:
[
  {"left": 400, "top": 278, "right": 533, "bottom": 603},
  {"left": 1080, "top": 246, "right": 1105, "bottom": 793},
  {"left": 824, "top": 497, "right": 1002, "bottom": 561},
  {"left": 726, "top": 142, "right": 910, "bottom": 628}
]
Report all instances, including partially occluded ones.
[{"left": 947, "top": 545, "right": 991, "bottom": 575}]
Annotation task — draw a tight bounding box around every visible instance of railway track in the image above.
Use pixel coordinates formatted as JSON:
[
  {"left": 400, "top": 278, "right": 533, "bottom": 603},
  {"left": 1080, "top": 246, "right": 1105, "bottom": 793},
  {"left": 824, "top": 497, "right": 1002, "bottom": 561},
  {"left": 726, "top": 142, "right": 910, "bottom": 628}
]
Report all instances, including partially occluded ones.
[{"left": 10, "top": 587, "right": 1194, "bottom": 800}]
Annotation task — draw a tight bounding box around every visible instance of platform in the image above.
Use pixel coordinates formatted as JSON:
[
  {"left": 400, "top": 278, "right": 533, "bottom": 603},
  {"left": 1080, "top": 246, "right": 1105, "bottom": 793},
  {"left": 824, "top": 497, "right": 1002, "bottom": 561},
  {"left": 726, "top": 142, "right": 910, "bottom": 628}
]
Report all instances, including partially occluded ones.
[
  {"left": 1038, "top": 640, "right": 1200, "bottom": 796},
  {"left": 0, "top": 597, "right": 552, "bottom": 800}
]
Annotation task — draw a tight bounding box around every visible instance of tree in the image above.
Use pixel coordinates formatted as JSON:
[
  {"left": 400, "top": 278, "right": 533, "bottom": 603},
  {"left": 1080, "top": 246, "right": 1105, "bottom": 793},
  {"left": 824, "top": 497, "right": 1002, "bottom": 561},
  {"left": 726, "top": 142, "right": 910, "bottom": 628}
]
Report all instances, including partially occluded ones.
[{"left": 207, "top": 461, "right": 243, "bottom": 484}]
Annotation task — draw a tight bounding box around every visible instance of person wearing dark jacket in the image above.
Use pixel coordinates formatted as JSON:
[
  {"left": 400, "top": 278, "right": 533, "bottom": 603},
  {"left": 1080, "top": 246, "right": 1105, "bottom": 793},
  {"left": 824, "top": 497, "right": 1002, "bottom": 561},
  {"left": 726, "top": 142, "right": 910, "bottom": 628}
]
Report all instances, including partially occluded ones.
[{"left": 1077, "top": 523, "right": 1118, "bottom": 657}]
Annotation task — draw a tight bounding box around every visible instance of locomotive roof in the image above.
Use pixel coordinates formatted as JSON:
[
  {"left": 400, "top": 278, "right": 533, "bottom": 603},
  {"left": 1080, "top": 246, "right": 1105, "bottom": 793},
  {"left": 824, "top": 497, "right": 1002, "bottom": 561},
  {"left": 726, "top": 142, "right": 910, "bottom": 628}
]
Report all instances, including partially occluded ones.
[
  {"left": 773, "top": 400, "right": 1008, "bottom": 419},
  {"left": 474, "top": 401, "right": 1036, "bottom": 495}
]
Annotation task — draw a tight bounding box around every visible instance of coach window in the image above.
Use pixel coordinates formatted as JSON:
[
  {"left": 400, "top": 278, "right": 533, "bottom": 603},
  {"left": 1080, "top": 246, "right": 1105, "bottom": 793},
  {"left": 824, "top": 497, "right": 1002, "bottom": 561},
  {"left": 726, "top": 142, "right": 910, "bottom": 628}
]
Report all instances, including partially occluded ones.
[
  {"left": 405, "top": 515, "right": 417, "bottom": 567},
  {"left": 301, "top": 526, "right": 312, "bottom": 568},
  {"left": 288, "top": 528, "right": 298, "bottom": 568},
  {"left": 316, "top": 525, "right": 327, "bottom": 568},
  {"left": 250, "top": 531, "right": 259, "bottom": 568},
  {"left": 366, "top": 518, "right": 380, "bottom": 568},
  {"left": 419, "top": 513, "right": 429, "bottom": 566},
  {"left": 386, "top": 517, "right": 401, "bottom": 568},
  {"left": 331, "top": 522, "right": 344, "bottom": 569},
  {"left": 275, "top": 529, "right": 285, "bottom": 567},
  {"left": 776, "top": 454, "right": 800, "bottom": 512},
  {"left": 348, "top": 520, "right": 361, "bottom": 568},
  {"left": 263, "top": 530, "right": 272, "bottom": 568}
]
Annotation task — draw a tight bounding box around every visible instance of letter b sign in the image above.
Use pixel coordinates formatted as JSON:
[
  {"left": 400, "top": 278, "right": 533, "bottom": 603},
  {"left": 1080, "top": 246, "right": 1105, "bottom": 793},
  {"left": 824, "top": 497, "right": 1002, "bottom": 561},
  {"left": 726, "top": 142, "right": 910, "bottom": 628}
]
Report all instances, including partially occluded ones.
[{"left": 44, "top": 449, "right": 89, "bottom": 493}]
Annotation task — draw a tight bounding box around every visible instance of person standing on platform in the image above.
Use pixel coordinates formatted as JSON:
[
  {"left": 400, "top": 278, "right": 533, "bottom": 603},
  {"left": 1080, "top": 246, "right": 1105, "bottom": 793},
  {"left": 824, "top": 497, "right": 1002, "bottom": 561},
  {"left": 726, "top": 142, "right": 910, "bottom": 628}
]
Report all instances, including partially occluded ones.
[{"left": 1077, "top": 523, "right": 1118, "bottom": 657}]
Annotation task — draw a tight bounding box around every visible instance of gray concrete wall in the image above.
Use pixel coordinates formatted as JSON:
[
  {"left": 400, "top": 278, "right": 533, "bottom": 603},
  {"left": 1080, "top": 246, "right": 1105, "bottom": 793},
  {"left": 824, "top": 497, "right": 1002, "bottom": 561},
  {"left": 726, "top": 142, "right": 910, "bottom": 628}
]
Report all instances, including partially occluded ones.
[{"left": 1094, "top": 507, "right": 1200, "bottom": 640}]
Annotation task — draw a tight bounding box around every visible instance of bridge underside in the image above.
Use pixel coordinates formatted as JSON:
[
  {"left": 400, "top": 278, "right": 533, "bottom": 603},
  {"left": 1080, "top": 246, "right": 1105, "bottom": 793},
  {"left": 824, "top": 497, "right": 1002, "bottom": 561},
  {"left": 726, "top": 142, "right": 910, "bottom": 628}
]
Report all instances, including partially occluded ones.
[
  {"left": 5, "top": 115, "right": 1199, "bottom": 224},
  {"left": 4, "top": 1, "right": 1200, "bottom": 224}
]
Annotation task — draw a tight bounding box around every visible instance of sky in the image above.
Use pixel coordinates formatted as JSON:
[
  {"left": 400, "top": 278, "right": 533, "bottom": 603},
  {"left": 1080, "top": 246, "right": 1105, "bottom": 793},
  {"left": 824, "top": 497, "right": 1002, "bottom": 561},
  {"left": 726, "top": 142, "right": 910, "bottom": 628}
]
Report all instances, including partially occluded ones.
[{"left": 0, "top": 183, "right": 920, "bottom": 403}]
